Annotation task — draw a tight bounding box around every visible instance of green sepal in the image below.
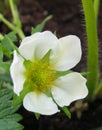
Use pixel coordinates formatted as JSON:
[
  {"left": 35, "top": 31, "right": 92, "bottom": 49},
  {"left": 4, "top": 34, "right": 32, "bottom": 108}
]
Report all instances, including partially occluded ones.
[
  {"left": 81, "top": 71, "right": 90, "bottom": 76},
  {"left": 23, "top": 60, "right": 31, "bottom": 69},
  {"left": 61, "top": 106, "right": 71, "bottom": 118},
  {"left": 31, "top": 15, "right": 52, "bottom": 34},
  {"left": 12, "top": 80, "right": 33, "bottom": 106},
  {"left": 35, "top": 113, "right": 40, "bottom": 120},
  {"left": 41, "top": 49, "right": 51, "bottom": 64},
  {"left": 55, "top": 70, "right": 72, "bottom": 79}
]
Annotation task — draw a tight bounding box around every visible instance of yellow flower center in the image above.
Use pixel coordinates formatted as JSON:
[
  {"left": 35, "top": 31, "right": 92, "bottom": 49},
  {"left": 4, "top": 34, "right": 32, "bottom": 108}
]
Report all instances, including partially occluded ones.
[{"left": 24, "top": 60, "right": 56, "bottom": 93}]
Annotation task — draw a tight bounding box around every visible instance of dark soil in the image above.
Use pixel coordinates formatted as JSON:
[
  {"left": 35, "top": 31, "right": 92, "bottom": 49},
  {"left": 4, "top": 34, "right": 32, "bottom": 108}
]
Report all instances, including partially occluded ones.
[
  {"left": 19, "top": 99, "right": 102, "bottom": 130},
  {"left": 0, "top": 0, "right": 102, "bottom": 130}
]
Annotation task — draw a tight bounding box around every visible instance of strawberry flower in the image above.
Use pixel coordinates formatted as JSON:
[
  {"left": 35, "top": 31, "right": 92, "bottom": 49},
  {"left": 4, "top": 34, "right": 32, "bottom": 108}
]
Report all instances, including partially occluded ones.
[{"left": 10, "top": 31, "right": 88, "bottom": 115}]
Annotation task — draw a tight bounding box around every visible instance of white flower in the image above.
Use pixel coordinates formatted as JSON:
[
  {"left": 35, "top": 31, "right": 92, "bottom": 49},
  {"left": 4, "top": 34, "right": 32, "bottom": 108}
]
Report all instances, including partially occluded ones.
[{"left": 10, "top": 31, "right": 88, "bottom": 115}]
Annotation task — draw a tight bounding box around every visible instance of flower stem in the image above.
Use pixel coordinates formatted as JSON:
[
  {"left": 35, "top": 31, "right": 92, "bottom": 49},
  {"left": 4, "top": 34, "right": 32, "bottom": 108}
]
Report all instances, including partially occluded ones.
[
  {"left": 94, "top": 0, "right": 100, "bottom": 21},
  {"left": 9, "top": 0, "right": 17, "bottom": 24},
  {"left": 0, "top": 14, "right": 25, "bottom": 39},
  {"left": 81, "top": 0, "right": 99, "bottom": 100},
  {"left": 95, "top": 81, "right": 102, "bottom": 96},
  {"left": 9, "top": 0, "right": 22, "bottom": 28}
]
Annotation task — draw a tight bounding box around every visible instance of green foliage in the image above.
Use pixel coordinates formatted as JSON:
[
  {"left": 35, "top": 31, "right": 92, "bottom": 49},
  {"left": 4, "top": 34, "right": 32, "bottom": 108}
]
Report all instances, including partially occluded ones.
[
  {"left": 0, "top": 30, "right": 23, "bottom": 129},
  {"left": 0, "top": 31, "right": 18, "bottom": 58},
  {"left": 0, "top": 88, "right": 23, "bottom": 130},
  {"left": 1, "top": 32, "right": 17, "bottom": 52},
  {"left": 0, "top": 32, "right": 18, "bottom": 83},
  {"left": 0, "top": 61, "right": 12, "bottom": 83},
  {"left": 93, "top": 127, "right": 102, "bottom": 130},
  {"left": 31, "top": 15, "right": 52, "bottom": 34},
  {"left": 0, "top": 62, "right": 10, "bottom": 73},
  {"left": 0, "top": 34, "right": 15, "bottom": 87},
  {"left": 0, "top": 50, "right": 3, "bottom": 62}
]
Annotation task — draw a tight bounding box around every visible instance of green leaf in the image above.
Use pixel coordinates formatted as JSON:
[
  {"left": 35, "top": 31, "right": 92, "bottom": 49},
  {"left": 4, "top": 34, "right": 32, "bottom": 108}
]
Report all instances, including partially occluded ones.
[
  {"left": 4, "top": 114, "right": 22, "bottom": 122},
  {"left": 0, "top": 119, "right": 24, "bottom": 130},
  {"left": 0, "top": 50, "right": 3, "bottom": 61},
  {"left": 0, "top": 104, "right": 20, "bottom": 119},
  {"left": 1, "top": 32, "right": 17, "bottom": 50},
  {"left": 0, "top": 88, "right": 23, "bottom": 130},
  {"left": 0, "top": 74, "right": 12, "bottom": 82},
  {"left": 6, "top": 31, "right": 17, "bottom": 42},
  {"left": 0, "top": 89, "right": 12, "bottom": 103},
  {"left": 93, "top": 127, "right": 102, "bottom": 130},
  {"left": 0, "top": 87, "right": 11, "bottom": 96},
  {"left": 0, "top": 61, "right": 11, "bottom": 82},
  {"left": 61, "top": 106, "right": 71, "bottom": 118},
  {"left": 0, "top": 33, "right": 4, "bottom": 41},
  {"left": 0, "top": 101, "right": 11, "bottom": 112},
  {"left": 0, "top": 32, "right": 18, "bottom": 58},
  {"left": 0, "top": 62, "right": 10, "bottom": 73},
  {"left": 32, "top": 15, "right": 52, "bottom": 34},
  {"left": 0, "top": 45, "right": 11, "bottom": 58}
]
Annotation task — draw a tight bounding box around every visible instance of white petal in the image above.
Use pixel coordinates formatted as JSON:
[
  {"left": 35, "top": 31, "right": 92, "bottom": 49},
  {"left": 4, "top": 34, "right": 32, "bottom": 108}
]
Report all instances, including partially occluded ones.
[
  {"left": 50, "top": 35, "right": 82, "bottom": 71},
  {"left": 23, "top": 92, "right": 60, "bottom": 115},
  {"left": 19, "top": 31, "right": 58, "bottom": 61},
  {"left": 51, "top": 72, "right": 88, "bottom": 107},
  {"left": 10, "top": 51, "right": 26, "bottom": 96}
]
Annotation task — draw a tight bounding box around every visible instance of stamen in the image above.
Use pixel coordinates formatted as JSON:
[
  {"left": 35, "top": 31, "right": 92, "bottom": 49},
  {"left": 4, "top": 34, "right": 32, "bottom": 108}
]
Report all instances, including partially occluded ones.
[{"left": 24, "top": 60, "right": 56, "bottom": 93}]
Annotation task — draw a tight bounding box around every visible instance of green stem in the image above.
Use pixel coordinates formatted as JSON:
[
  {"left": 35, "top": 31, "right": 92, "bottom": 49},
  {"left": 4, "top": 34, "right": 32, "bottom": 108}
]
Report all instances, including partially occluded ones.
[
  {"left": 0, "top": 14, "right": 25, "bottom": 39},
  {"left": 94, "top": 0, "right": 100, "bottom": 21},
  {"left": 81, "top": 0, "right": 99, "bottom": 100},
  {"left": 95, "top": 81, "right": 102, "bottom": 96},
  {"left": 9, "top": 0, "right": 22, "bottom": 28},
  {"left": 9, "top": 0, "right": 16, "bottom": 24}
]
